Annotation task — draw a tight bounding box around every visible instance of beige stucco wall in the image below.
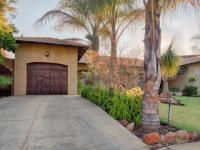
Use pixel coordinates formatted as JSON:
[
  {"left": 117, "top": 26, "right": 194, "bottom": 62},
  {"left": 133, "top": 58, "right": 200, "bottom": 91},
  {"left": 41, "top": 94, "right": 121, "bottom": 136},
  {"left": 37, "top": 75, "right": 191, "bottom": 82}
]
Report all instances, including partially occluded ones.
[
  {"left": 14, "top": 43, "right": 78, "bottom": 95},
  {"left": 169, "top": 63, "right": 200, "bottom": 94}
]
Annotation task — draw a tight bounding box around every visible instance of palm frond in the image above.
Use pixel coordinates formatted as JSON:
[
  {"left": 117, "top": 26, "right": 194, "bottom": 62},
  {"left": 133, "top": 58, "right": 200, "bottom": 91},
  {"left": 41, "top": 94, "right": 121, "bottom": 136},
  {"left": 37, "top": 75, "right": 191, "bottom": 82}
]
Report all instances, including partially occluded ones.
[{"left": 161, "top": 41, "right": 181, "bottom": 80}]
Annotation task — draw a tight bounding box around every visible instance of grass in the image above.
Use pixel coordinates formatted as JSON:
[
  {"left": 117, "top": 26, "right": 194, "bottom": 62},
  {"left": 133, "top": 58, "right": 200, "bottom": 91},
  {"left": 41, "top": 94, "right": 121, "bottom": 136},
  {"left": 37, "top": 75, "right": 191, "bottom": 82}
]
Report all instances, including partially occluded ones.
[{"left": 159, "top": 96, "right": 200, "bottom": 133}]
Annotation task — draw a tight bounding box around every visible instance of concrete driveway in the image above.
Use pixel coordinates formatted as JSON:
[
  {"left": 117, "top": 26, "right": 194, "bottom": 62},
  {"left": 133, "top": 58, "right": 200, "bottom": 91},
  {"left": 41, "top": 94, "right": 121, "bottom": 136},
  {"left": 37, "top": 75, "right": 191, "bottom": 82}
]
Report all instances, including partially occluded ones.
[{"left": 0, "top": 96, "right": 148, "bottom": 150}]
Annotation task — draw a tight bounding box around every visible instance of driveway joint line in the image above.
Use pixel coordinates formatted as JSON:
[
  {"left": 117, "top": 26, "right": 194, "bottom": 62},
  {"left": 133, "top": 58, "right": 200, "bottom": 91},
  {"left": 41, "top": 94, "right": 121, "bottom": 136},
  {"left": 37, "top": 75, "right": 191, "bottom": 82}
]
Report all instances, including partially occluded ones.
[
  {"left": 0, "top": 119, "right": 33, "bottom": 122},
  {"left": 20, "top": 100, "right": 43, "bottom": 150}
]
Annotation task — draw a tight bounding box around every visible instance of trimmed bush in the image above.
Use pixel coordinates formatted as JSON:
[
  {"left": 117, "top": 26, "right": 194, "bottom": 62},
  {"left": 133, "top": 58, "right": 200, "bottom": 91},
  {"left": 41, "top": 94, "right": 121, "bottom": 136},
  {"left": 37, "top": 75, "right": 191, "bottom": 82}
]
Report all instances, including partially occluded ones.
[
  {"left": 182, "top": 86, "right": 198, "bottom": 96},
  {"left": 170, "top": 87, "right": 180, "bottom": 92},
  {"left": 0, "top": 76, "right": 12, "bottom": 89},
  {"left": 79, "top": 84, "right": 142, "bottom": 127}
]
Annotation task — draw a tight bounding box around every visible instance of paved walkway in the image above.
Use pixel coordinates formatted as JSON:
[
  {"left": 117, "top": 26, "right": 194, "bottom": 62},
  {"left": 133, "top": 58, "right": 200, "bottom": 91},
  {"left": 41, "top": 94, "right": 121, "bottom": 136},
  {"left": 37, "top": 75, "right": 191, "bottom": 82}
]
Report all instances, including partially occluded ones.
[
  {"left": 0, "top": 96, "right": 148, "bottom": 150},
  {"left": 159, "top": 142, "right": 200, "bottom": 150}
]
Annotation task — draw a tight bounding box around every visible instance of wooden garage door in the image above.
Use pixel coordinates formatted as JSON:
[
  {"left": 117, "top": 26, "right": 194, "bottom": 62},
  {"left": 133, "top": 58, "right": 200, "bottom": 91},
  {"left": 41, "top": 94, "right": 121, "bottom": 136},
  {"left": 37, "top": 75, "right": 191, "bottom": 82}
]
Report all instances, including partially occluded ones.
[{"left": 27, "top": 63, "right": 68, "bottom": 95}]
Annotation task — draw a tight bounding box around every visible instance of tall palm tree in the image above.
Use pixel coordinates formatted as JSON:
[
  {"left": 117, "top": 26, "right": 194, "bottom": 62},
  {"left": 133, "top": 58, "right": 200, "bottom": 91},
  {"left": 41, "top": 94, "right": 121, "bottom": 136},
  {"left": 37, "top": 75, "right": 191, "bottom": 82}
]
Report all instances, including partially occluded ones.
[
  {"left": 142, "top": 0, "right": 199, "bottom": 130},
  {"left": 36, "top": 0, "right": 101, "bottom": 51},
  {"left": 161, "top": 41, "right": 180, "bottom": 93},
  {"left": 94, "top": 0, "right": 144, "bottom": 89},
  {"left": 37, "top": 0, "right": 143, "bottom": 90}
]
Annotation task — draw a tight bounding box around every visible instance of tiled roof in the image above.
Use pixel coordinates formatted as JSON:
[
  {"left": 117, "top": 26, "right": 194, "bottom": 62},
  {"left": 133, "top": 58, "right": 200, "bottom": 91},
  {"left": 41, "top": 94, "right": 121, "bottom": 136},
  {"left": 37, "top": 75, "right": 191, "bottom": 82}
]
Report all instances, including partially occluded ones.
[
  {"left": 80, "top": 53, "right": 200, "bottom": 67},
  {"left": 180, "top": 54, "right": 200, "bottom": 66},
  {"left": 16, "top": 37, "right": 89, "bottom": 60},
  {"left": 16, "top": 37, "right": 89, "bottom": 48},
  {"left": 79, "top": 53, "right": 144, "bottom": 67}
]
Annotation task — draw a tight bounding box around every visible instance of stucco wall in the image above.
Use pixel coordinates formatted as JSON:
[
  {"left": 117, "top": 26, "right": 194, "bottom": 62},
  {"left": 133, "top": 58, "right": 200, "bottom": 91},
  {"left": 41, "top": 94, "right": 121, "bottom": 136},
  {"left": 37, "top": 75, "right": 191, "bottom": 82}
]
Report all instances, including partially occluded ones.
[
  {"left": 169, "top": 63, "right": 200, "bottom": 94},
  {"left": 14, "top": 43, "right": 78, "bottom": 95}
]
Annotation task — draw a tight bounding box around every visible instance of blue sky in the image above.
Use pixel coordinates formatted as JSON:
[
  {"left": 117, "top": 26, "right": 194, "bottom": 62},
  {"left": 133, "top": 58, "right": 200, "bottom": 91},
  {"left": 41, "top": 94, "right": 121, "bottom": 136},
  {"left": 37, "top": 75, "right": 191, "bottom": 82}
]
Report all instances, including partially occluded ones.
[{"left": 13, "top": 0, "right": 200, "bottom": 56}]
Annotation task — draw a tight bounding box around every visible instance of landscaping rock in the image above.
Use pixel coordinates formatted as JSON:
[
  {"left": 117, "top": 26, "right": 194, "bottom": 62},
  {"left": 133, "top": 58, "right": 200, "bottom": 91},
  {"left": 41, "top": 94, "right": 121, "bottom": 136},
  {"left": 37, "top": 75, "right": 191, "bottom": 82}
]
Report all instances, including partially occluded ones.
[
  {"left": 175, "top": 130, "right": 190, "bottom": 144},
  {"left": 188, "top": 131, "right": 199, "bottom": 141},
  {"left": 119, "top": 119, "right": 129, "bottom": 127},
  {"left": 126, "top": 122, "right": 134, "bottom": 132},
  {"left": 143, "top": 132, "right": 161, "bottom": 145},
  {"left": 162, "top": 132, "right": 176, "bottom": 145}
]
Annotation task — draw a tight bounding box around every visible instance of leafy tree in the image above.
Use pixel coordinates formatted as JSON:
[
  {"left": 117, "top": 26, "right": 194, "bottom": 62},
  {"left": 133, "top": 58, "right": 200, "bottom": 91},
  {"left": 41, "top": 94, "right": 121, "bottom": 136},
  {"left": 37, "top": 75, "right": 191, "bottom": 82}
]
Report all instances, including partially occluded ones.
[
  {"left": 0, "top": 0, "right": 16, "bottom": 32},
  {"left": 36, "top": 0, "right": 102, "bottom": 51},
  {"left": 0, "top": 0, "right": 16, "bottom": 89},
  {"left": 0, "top": 29, "right": 18, "bottom": 52},
  {"left": 161, "top": 41, "right": 180, "bottom": 93},
  {"left": 0, "top": 29, "right": 17, "bottom": 89},
  {"left": 141, "top": 0, "right": 199, "bottom": 130}
]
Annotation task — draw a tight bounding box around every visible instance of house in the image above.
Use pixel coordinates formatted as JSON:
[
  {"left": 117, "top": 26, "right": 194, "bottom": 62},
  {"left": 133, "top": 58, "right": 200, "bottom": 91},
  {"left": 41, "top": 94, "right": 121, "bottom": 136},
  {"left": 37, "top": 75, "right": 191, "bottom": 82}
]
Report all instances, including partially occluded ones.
[
  {"left": 168, "top": 54, "right": 200, "bottom": 94},
  {"left": 13, "top": 37, "right": 89, "bottom": 95},
  {"left": 79, "top": 53, "right": 200, "bottom": 94}
]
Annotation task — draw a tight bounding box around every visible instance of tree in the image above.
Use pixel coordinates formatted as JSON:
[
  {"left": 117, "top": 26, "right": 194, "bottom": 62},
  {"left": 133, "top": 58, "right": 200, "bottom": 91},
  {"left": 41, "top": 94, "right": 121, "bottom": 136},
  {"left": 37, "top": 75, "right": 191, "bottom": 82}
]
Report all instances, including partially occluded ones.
[
  {"left": 94, "top": 0, "right": 143, "bottom": 89},
  {"left": 142, "top": 0, "right": 199, "bottom": 130},
  {"left": 37, "top": 0, "right": 144, "bottom": 89},
  {"left": 0, "top": 0, "right": 16, "bottom": 32},
  {"left": 36, "top": 0, "right": 102, "bottom": 51},
  {"left": 161, "top": 41, "right": 180, "bottom": 94},
  {"left": 0, "top": 0, "right": 16, "bottom": 89},
  {"left": 0, "top": 29, "right": 18, "bottom": 52}
]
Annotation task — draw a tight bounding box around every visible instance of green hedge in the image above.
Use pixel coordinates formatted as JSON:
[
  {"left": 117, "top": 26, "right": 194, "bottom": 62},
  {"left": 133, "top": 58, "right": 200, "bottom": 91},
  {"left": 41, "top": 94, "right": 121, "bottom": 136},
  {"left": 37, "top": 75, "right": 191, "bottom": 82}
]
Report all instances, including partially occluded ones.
[
  {"left": 0, "top": 76, "right": 12, "bottom": 89},
  {"left": 79, "top": 84, "right": 142, "bottom": 127},
  {"left": 182, "top": 86, "right": 198, "bottom": 96}
]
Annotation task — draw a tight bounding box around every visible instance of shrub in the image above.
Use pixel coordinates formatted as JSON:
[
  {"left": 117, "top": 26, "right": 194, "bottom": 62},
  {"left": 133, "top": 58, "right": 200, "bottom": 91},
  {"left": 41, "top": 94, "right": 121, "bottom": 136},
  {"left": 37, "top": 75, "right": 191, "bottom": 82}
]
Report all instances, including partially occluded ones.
[
  {"left": 188, "top": 76, "right": 196, "bottom": 86},
  {"left": 78, "top": 81, "right": 84, "bottom": 95},
  {"left": 126, "top": 87, "right": 143, "bottom": 97},
  {"left": 80, "top": 84, "right": 142, "bottom": 127},
  {"left": 182, "top": 86, "right": 198, "bottom": 96},
  {"left": 170, "top": 87, "right": 180, "bottom": 92},
  {"left": 0, "top": 76, "right": 12, "bottom": 89}
]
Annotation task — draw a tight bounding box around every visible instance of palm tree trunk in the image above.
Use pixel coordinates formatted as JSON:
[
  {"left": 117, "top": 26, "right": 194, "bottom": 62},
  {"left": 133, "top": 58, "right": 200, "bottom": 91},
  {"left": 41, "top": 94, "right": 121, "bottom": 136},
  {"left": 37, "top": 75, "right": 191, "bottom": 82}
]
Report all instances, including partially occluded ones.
[
  {"left": 142, "top": 0, "right": 161, "bottom": 130},
  {"left": 110, "top": 4, "right": 117, "bottom": 89},
  {"left": 163, "top": 79, "right": 169, "bottom": 93}
]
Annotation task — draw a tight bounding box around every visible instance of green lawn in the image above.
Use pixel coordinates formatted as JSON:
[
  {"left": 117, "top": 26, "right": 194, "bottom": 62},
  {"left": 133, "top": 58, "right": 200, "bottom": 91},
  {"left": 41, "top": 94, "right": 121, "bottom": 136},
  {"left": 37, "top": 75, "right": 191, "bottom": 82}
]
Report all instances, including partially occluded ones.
[{"left": 159, "top": 96, "right": 200, "bottom": 133}]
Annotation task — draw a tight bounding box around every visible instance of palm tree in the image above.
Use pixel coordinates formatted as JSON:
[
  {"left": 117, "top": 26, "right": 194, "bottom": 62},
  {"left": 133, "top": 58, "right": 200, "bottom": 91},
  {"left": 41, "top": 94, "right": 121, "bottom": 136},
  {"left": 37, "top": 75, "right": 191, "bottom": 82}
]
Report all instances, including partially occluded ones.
[
  {"left": 36, "top": 0, "right": 101, "bottom": 51},
  {"left": 161, "top": 41, "right": 180, "bottom": 93},
  {"left": 37, "top": 0, "right": 143, "bottom": 89},
  {"left": 141, "top": 0, "right": 199, "bottom": 130},
  {"left": 94, "top": 0, "right": 144, "bottom": 89}
]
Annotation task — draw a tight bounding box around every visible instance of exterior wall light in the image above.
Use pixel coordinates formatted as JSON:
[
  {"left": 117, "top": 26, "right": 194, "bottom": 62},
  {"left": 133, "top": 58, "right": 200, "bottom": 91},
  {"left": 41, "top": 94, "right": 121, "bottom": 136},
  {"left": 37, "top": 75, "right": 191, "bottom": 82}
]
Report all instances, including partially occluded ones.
[{"left": 45, "top": 51, "right": 49, "bottom": 57}]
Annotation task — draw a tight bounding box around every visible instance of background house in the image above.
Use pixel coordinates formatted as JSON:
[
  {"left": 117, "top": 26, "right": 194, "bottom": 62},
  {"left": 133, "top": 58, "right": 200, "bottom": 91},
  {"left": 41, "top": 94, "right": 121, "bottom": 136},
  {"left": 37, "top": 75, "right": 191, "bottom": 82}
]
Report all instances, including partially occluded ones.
[
  {"left": 78, "top": 53, "right": 144, "bottom": 89},
  {"left": 80, "top": 53, "right": 200, "bottom": 94},
  {"left": 168, "top": 55, "right": 200, "bottom": 95}
]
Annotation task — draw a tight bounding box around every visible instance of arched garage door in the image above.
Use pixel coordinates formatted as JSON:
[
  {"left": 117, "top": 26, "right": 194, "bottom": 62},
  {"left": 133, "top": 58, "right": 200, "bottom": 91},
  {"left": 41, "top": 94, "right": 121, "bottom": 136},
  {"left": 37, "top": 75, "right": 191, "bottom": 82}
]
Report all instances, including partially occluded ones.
[{"left": 27, "top": 63, "right": 68, "bottom": 95}]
